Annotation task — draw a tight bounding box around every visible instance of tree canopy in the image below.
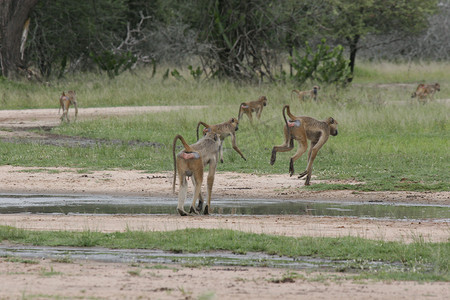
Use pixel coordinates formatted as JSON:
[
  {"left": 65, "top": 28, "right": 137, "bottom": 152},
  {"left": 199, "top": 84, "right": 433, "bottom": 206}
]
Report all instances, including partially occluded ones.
[{"left": 0, "top": 0, "right": 442, "bottom": 81}]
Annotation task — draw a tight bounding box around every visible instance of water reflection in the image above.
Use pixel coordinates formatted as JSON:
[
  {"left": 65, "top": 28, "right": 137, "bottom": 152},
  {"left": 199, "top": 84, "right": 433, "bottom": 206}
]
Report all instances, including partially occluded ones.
[{"left": 0, "top": 194, "right": 448, "bottom": 221}]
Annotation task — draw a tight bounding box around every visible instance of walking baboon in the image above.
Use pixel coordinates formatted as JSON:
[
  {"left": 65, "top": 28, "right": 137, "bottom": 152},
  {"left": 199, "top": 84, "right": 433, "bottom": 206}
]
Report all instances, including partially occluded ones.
[
  {"left": 172, "top": 131, "right": 221, "bottom": 216},
  {"left": 237, "top": 96, "right": 268, "bottom": 122},
  {"left": 196, "top": 118, "right": 246, "bottom": 163},
  {"left": 270, "top": 105, "right": 338, "bottom": 185},
  {"left": 291, "top": 86, "right": 320, "bottom": 102},
  {"left": 411, "top": 83, "right": 440, "bottom": 103},
  {"left": 59, "top": 91, "right": 78, "bottom": 122}
]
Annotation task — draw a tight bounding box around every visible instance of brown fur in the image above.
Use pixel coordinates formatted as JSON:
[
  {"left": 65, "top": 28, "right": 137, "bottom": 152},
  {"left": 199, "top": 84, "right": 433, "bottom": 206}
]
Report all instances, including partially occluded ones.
[
  {"left": 196, "top": 118, "right": 246, "bottom": 163},
  {"left": 291, "top": 86, "right": 320, "bottom": 102},
  {"left": 411, "top": 83, "right": 440, "bottom": 103},
  {"left": 270, "top": 105, "right": 338, "bottom": 186},
  {"left": 59, "top": 91, "right": 78, "bottom": 122},
  {"left": 172, "top": 131, "right": 221, "bottom": 216},
  {"left": 237, "top": 96, "right": 268, "bottom": 122}
]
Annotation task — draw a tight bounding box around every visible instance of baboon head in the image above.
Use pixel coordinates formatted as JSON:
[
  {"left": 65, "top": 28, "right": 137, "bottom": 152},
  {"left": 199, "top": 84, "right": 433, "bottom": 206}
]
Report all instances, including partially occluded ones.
[
  {"left": 204, "top": 130, "right": 219, "bottom": 142},
  {"left": 434, "top": 83, "right": 440, "bottom": 91},
  {"left": 327, "top": 117, "right": 338, "bottom": 136},
  {"left": 313, "top": 86, "right": 320, "bottom": 95},
  {"left": 260, "top": 96, "right": 268, "bottom": 106},
  {"left": 230, "top": 117, "right": 239, "bottom": 131}
]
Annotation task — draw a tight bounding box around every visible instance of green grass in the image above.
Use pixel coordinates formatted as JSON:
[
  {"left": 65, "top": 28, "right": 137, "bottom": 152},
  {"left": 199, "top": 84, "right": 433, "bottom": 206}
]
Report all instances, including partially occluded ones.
[
  {"left": 0, "top": 61, "right": 449, "bottom": 192},
  {"left": 0, "top": 225, "right": 448, "bottom": 281}
]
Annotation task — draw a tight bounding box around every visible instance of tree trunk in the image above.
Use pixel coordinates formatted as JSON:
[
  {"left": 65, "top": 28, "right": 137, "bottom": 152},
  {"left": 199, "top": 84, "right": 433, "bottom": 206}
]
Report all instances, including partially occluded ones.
[
  {"left": 346, "top": 34, "right": 360, "bottom": 83},
  {"left": 0, "top": 0, "right": 39, "bottom": 77}
]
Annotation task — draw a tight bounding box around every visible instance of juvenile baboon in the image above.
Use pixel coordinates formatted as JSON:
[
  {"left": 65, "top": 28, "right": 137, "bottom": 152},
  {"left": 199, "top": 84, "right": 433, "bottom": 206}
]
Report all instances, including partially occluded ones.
[
  {"left": 411, "top": 83, "right": 440, "bottom": 103},
  {"left": 237, "top": 96, "right": 268, "bottom": 122},
  {"left": 196, "top": 118, "right": 246, "bottom": 163},
  {"left": 291, "top": 86, "right": 320, "bottom": 102},
  {"left": 270, "top": 105, "right": 338, "bottom": 185},
  {"left": 172, "top": 131, "right": 221, "bottom": 216},
  {"left": 59, "top": 91, "right": 78, "bottom": 122}
]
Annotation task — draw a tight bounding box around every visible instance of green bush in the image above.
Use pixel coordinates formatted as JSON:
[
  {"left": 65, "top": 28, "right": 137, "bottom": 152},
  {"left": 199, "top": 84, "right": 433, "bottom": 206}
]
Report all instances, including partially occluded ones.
[{"left": 289, "top": 39, "right": 351, "bottom": 86}]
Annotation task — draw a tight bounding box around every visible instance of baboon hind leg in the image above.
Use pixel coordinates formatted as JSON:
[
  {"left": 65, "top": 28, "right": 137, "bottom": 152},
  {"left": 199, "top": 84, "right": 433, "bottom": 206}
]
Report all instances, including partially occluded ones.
[
  {"left": 289, "top": 138, "right": 308, "bottom": 177},
  {"left": 189, "top": 168, "right": 204, "bottom": 214},
  {"left": 245, "top": 111, "right": 253, "bottom": 122},
  {"left": 270, "top": 126, "right": 293, "bottom": 165},
  {"left": 177, "top": 175, "right": 189, "bottom": 216},
  {"left": 298, "top": 139, "right": 323, "bottom": 185}
]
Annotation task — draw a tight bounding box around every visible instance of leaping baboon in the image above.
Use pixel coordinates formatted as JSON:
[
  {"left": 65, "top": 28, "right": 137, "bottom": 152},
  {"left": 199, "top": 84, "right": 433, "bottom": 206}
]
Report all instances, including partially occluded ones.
[
  {"left": 291, "top": 86, "right": 320, "bottom": 102},
  {"left": 237, "top": 96, "right": 268, "bottom": 122},
  {"left": 172, "top": 131, "right": 221, "bottom": 216},
  {"left": 411, "top": 83, "right": 440, "bottom": 103},
  {"left": 270, "top": 105, "right": 338, "bottom": 186},
  {"left": 59, "top": 91, "right": 78, "bottom": 122},
  {"left": 196, "top": 118, "right": 246, "bottom": 163}
]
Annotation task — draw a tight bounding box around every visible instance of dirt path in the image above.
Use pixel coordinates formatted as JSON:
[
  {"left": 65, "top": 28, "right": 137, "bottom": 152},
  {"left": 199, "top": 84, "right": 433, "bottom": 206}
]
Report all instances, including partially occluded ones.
[{"left": 0, "top": 107, "right": 448, "bottom": 299}]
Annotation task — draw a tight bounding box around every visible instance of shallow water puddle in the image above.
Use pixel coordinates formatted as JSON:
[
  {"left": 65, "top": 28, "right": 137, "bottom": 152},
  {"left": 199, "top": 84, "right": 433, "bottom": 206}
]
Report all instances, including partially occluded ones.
[
  {"left": 0, "top": 193, "right": 448, "bottom": 221},
  {"left": 0, "top": 244, "right": 410, "bottom": 273}
]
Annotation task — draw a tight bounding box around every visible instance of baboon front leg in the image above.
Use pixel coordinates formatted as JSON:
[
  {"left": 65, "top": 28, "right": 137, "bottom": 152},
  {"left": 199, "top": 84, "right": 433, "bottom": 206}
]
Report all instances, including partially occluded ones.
[
  {"left": 204, "top": 164, "right": 216, "bottom": 215},
  {"left": 219, "top": 140, "right": 224, "bottom": 163},
  {"left": 256, "top": 108, "right": 262, "bottom": 119},
  {"left": 231, "top": 133, "right": 246, "bottom": 161},
  {"left": 73, "top": 102, "right": 78, "bottom": 121}
]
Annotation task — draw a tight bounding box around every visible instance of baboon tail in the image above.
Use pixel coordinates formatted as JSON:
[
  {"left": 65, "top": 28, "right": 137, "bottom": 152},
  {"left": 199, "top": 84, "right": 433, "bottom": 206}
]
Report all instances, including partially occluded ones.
[
  {"left": 172, "top": 135, "right": 180, "bottom": 193},
  {"left": 237, "top": 103, "right": 245, "bottom": 122},
  {"left": 290, "top": 90, "right": 296, "bottom": 101},
  {"left": 284, "top": 105, "right": 297, "bottom": 121},
  {"left": 196, "top": 121, "right": 209, "bottom": 141},
  {"left": 173, "top": 134, "right": 196, "bottom": 193},
  {"left": 282, "top": 105, "right": 291, "bottom": 141}
]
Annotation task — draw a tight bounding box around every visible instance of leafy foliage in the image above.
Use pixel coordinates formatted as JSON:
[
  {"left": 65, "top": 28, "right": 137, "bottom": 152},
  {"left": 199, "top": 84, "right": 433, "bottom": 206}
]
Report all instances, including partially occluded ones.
[
  {"left": 90, "top": 51, "right": 137, "bottom": 79},
  {"left": 289, "top": 39, "right": 351, "bottom": 85}
]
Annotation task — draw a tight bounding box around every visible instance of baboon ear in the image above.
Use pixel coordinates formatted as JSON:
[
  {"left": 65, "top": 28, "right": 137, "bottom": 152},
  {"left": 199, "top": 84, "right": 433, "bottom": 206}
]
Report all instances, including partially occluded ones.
[{"left": 330, "top": 117, "right": 335, "bottom": 124}]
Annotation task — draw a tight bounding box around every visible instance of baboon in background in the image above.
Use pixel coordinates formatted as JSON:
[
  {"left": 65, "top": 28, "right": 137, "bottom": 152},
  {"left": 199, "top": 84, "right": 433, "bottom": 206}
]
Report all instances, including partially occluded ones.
[
  {"left": 411, "top": 83, "right": 440, "bottom": 103},
  {"left": 196, "top": 118, "right": 246, "bottom": 163},
  {"left": 291, "top": 86, "right": 320, "bottom": 102},
  {"left": 59, "top": 91, "right": 78, "bottom": 122},
  {"left": 172, "top": 131, "right": 221, "bottom": 216},
  {"left": 270, "top": 105, "right": 338, "bottom": 186},
  {"left": 237, "top": 96, "right": 268, "bottom": 122}
]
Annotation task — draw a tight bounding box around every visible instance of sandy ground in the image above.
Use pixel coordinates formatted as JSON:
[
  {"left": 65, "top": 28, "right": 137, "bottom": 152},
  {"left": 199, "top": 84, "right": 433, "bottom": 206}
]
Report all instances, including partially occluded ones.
[{"left": 0, "top": 107, "right": 449, "bottom": 299}]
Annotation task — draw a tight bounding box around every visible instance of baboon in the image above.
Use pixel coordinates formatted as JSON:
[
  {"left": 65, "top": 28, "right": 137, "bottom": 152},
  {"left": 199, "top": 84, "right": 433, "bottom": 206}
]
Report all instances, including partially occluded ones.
[
  {"left": 411, "top": 83, "right": 440, "bottom": 103},
  {"left": 196, "top": 118, "right": 246, "bottom": 163},
  {"left": 59, "top": 91, "right": 78, "bottom": 122},
  {"left": 291, "top": 86, "right": 320, "bottom": 102},
  {"left": 270, "top": 105, "right": 338, "bottom": 186},
  {"left": 237, "top": 96, "right": 268, "bottom": 122},
  {"left": 172, "top": 131, "right": 221, "bottom": 216}
]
